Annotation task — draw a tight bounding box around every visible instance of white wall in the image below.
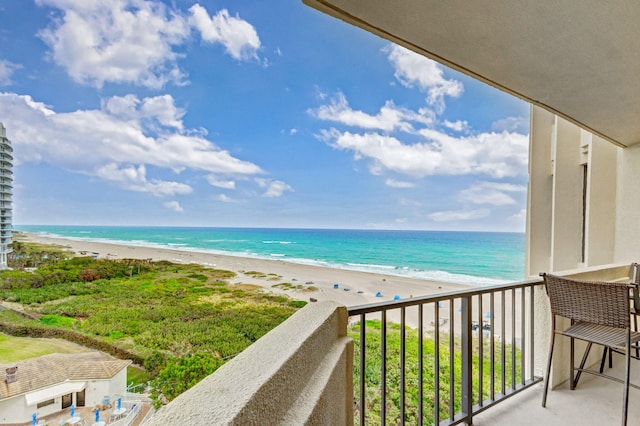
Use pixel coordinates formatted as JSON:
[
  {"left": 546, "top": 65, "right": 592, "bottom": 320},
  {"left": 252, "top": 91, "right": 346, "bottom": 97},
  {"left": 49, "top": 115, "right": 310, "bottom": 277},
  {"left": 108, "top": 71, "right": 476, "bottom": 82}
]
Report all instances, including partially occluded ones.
[
  {"left": 527, "top": 105, "right": 622, "bottom": 276},
  {"left": 614, "top": 143, "right": 640, "bottom": 263},
  {"left": 0, "top": 373, "right": 128, "bottom": 424}
]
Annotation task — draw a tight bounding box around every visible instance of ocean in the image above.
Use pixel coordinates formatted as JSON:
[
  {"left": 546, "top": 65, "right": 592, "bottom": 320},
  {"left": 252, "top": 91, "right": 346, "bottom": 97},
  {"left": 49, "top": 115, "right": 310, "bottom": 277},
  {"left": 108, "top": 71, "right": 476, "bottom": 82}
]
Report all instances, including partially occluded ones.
[{"left": 14, "top": 225, "right": 525, "bottom": 286}]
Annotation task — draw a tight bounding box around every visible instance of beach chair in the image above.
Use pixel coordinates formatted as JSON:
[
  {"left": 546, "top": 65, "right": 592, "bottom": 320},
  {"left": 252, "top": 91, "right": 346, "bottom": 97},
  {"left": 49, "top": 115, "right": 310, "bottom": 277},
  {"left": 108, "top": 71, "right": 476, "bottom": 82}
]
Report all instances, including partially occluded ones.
[{"left": 541, "top": 273, "right": 640, "bottom": 425}]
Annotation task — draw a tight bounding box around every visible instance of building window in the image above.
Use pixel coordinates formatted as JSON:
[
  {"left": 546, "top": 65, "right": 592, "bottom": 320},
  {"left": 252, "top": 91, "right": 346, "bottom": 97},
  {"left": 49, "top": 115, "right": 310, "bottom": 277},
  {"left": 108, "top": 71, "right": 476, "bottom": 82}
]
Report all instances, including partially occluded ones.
[
  {"left": 62, "top": 393, "right": 72, "bottom": 409},
  {"left": 37, "top": 399, "right": 55, "bottom": 408}
]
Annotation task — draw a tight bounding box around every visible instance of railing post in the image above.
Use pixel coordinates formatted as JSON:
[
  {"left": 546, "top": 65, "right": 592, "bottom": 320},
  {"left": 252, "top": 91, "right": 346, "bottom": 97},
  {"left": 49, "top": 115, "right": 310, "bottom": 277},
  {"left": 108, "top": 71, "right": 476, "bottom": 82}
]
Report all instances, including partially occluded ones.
[{"left": 461, "top": 295, "right": 473, "bottom": 424}]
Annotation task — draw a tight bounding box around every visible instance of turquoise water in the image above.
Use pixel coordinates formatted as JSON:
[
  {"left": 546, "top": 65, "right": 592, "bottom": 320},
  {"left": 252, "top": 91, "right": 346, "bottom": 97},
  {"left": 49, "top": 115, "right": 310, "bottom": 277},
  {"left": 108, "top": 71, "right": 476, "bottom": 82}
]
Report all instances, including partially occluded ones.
[{"left": 14, "top": 225, "right": 525, "bottom": 286}]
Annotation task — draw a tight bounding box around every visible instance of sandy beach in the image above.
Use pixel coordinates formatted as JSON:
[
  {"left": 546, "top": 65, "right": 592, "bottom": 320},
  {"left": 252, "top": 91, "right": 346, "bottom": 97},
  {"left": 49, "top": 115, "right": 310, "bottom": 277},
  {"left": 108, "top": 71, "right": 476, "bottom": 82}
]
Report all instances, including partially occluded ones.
[
  {"left": 20, "top": 232, "right": 472, "bottom": 309},
  {"left": 18, "top": 232, "right": 528, "bottom": 341}
]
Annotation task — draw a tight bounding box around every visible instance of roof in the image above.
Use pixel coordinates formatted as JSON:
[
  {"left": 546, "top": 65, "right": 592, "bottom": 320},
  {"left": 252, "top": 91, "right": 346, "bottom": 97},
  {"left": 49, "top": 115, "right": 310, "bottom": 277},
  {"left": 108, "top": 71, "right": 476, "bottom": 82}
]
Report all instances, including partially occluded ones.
[
  {"left": 303, "top": 0, "right": 640, "bottom": 147},
  {"left": 0, "top": 352, "right": 131, "bottom": 401}
]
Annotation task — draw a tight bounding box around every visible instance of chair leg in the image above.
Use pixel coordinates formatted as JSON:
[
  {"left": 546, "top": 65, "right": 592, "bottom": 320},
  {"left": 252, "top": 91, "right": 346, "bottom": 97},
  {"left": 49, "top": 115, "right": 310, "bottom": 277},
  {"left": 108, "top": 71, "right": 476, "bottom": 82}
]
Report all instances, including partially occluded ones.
[
  {"left": 570, "top": 337, "right": 575, "bottom": 390},
  {"left": 622, "top": 333, "right": 631, "bottom": 426},
  {"left": 573, "top": 342, "right": 593, "bottom": 388},
  {"left": 600, "top": 346, "right": 608, "bottom": 373},
  {"left": 609, "top": 347, "right": 613, "bottom": 369},
  {"left": 542, "top": 330, "right": 556, "bottom": 407},
  {"left": 634, "top": 315, "right": 639, "bottom": 358}
]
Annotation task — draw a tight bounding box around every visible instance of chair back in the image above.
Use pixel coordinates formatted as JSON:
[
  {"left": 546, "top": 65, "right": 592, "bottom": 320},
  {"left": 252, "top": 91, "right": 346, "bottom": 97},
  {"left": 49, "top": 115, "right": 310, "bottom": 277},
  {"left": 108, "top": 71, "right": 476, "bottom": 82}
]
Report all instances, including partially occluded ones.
[
  {"left": 543, "top": 273, "right": 632, "bottom": 328},
  {"left": 629, "top": 263, "right": 640, "bottom": 311}
]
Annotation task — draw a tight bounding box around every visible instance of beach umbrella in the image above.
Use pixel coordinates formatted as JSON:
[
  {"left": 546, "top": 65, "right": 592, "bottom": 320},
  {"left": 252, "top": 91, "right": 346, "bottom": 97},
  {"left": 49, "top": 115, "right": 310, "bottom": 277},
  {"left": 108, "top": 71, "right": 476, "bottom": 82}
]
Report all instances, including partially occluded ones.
[
  {"left": 393, "top": 294, "right": 400, "bottom": 301},
  {"left": 32, "top": 413, "right": 37, "bottom": 426},
  {"left": 333, "top": 283, "right": 339, "bottom": 289},
  {"left": 375, "top": 292, "right": 382, "bottom": 297},
  {"left": 70, "top": 404, "right": 75, "bottom": 417},
  {"left": 95, "top": 408, "right": 100, "bottom": 423}
]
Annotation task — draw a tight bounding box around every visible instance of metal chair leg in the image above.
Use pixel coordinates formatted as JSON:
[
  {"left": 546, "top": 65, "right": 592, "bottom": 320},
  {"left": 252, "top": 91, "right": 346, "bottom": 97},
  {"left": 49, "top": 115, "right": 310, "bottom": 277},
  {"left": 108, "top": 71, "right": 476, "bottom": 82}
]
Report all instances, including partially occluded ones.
[
  {"left": 542, "top": 329, "right": 556, "bottom": 407},
  {"left": 573, "top": 342, "right": 593, "bottom": 388},
  {"left": 622, "top": 333, "right": 631, "bottom": 426},
  {"left": 600, "top": 346, "right": 608, "bottom": 373},
  {"left": 570, "top": 336, "right": 576, "bottom": 390}
]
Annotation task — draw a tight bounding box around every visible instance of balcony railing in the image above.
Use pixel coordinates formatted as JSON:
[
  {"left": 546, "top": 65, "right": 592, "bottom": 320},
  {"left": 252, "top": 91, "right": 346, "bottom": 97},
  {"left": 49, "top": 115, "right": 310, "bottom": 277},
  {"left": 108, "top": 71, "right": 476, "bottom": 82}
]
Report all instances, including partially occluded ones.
[{"left": 348, "top": 278, "right": 543, "bottom": 425}]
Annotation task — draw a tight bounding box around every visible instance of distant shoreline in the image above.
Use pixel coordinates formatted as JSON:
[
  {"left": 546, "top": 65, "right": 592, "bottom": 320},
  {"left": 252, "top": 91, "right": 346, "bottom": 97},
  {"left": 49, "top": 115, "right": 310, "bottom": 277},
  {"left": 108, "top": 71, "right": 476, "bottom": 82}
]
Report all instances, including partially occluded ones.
[{"left": 19, "top": 232, "right": 472, "bottom": 310}]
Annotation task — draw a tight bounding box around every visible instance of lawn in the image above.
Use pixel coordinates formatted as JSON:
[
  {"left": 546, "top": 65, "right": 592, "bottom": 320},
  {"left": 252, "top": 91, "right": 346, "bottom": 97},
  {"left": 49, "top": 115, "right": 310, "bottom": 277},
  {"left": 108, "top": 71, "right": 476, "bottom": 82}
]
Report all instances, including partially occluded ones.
[{"left": 0, "top": 332, "right": 89, "bottom": 363}]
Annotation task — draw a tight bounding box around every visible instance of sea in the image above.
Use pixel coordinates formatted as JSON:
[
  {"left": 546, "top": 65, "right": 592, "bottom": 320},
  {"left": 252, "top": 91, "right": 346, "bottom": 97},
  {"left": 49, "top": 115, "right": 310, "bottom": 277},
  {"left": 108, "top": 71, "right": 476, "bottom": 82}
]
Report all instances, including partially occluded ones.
[{"left": 14, "top": 225, "right": 525, "bottom": 287}]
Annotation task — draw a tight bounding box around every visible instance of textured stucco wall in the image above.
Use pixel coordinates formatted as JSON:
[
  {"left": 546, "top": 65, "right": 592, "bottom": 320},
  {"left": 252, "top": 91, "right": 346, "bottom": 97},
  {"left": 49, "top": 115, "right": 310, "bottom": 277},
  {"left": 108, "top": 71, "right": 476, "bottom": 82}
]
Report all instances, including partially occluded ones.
[{"left": 145, "top": 301, "right": 353, "bottom": 425}]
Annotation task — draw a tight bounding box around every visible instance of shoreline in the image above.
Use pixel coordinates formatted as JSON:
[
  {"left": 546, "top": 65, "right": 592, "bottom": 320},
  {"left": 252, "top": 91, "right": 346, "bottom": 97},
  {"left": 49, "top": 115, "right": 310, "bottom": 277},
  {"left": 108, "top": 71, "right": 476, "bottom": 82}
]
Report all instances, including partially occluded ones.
[{"left": 19, "top": 232, "right": 473, "bottom": 309}]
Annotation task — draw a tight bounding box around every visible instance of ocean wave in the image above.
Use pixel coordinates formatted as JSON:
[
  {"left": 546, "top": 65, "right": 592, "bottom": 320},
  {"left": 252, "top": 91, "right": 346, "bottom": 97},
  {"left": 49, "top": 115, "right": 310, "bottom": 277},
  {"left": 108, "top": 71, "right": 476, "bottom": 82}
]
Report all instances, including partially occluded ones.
[
  {"left": 347, "top": 262, "right": 396, "bottom": 270},
  {"left": 270, "top": 253, "right": 286, "bottom": 257},
  {"left": 262, "top": 240, "right": 293, "bottom": 245}
]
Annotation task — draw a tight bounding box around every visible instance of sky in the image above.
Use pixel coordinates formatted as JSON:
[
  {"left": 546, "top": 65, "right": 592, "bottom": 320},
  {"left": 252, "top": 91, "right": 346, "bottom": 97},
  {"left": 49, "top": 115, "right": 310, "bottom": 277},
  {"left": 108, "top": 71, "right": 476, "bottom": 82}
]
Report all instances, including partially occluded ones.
[{"left": 0, "top": 0, "right": 530, "bottom": 232}]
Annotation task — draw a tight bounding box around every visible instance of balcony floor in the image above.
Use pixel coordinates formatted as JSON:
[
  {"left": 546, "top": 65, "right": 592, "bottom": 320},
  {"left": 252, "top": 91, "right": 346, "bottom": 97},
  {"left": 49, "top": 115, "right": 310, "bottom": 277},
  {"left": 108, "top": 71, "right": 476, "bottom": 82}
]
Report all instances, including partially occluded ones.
[{"left": 473, "top": 351, "right": 640, "bottom": 425}]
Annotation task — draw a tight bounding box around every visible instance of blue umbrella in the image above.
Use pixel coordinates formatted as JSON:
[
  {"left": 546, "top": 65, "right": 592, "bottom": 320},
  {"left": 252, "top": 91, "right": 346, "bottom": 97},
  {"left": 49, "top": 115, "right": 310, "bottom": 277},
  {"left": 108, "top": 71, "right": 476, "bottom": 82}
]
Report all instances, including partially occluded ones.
[
  {"left": 117, "top": 397, "right": 121, "bottom": 410},
  {"left": 95, "top": 408, "right": 100, "bottom": 423},
  {"left": 32, "top": 413, "right": 37, "bottom": 426},
  {"left": 70, "top": 404, "right": 75, "bottom": 417}
]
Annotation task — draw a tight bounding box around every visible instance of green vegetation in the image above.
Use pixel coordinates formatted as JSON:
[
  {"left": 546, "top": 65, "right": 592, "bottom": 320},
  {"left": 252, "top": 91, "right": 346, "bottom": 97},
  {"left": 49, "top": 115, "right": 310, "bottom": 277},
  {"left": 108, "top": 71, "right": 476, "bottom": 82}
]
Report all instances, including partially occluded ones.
[
  {"left": 127, "top": 365, "right": 152, "bottom": 389},
  {"left": 0, "top": 244, "right": 303, "bottom": 408},
  {"left": 0, "top": 333, "right": 89, "bottom": 363},
  {"left": 350, "top": 320, "right": 522, "bottom": 425},
  {"left": 272, "top": 282, "right": 319, "bottom": 292}
]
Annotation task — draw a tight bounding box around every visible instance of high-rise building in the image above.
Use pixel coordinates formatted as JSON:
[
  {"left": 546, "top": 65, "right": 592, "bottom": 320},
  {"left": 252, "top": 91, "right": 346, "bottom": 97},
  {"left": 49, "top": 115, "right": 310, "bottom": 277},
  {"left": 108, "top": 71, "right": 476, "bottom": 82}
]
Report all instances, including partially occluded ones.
[{"left": 0, "top": 123, "right": 12, "bottom": 269}]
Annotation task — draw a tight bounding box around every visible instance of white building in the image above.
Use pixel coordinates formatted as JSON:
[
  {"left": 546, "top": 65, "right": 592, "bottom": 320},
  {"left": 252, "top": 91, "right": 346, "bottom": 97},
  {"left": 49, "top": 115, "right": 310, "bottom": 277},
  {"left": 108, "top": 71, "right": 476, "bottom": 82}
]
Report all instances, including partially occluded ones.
[
  {"left": 0, "top": 352, "right": 130, "bottom": 424},
  {"left": 0, "top": 122, "right": 12, "bottom": 270}
]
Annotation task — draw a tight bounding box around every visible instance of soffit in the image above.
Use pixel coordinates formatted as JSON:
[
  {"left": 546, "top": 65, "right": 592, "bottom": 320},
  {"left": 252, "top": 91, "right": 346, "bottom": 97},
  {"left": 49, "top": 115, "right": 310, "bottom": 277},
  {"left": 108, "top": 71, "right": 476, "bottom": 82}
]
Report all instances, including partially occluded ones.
[{"left": 303, "top": 0, "right": 640, "bottom": 147}]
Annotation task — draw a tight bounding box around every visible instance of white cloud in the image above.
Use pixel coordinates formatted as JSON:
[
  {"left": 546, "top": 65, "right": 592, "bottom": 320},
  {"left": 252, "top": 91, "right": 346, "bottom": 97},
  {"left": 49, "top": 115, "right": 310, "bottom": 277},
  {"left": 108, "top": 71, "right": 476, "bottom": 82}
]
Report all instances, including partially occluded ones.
[
  {"left": 215, "top": 194, "right": 234, "bottom": 202},
  {"left": 0, "top": 60, "right": 21, "bottom": 86},
  {"left": 320, "top": 127, "right": 528, "bottom": 179},
  {"left": 386, "top": 178, "right": 415, "bottom": 188},
  {"left": 459, "top": 182, "right": 527, "bottom": 206},
  {"left": 399, "top": 198, "right": 421, "bottom": 207},
  {"left": 189, "top": 4, "right": 261, "bottom": 61},
  {"left": 163, "top": 200, "right": 184, "bottom": 212},
  {"left": 36, "top": 0, "right": 190, "bottom": 88},
  {"left": 289, "top": 128, "right": 298, "bottom": 135},
  {"left": 309, "top": 92, "right": 433, "bottom": 132},
  {"left": 443, "top": 120, "right": 468, "bottom": 132},
  {"left": 35, "top": 0, "right": 261, "bottom": 88},
  {"left": 96, "top": 163, "right": 193, "bottom": 196},
  {"left": 429, "top": 208, "right": 490, "bottom": 222},
  {"left": 206, "top": 176, "right": 236, "bottom": 189},
  {"left": 256, "top": 178, "right": 293, "bottom": 197},
  {"left": 0, "top": 92, "right": 264, "bottom": 196},
  {"left": 492, "top": 116, "right": 529, "bottom": 134},
  {"left": 103, "top": 94, "right": 184, "bottom": 130},
  {"left": 385, "top": 44, "right": 463, "bottom": 111},
  {"left": 507, "top": 208, "right": 527, "bottom": 231}
]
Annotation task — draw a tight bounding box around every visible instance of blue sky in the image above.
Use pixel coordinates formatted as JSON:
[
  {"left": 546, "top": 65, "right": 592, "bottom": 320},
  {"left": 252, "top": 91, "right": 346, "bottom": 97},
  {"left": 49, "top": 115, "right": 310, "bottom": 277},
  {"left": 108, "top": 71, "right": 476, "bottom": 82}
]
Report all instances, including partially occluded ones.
[{"left": 0, "top": 0, "right": 530, "bottom": 231}]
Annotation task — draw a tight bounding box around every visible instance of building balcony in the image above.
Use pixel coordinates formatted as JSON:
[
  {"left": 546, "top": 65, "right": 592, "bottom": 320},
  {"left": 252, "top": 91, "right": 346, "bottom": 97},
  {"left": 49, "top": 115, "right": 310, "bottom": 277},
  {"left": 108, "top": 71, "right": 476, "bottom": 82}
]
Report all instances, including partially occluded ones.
[{"left": 143, "top": 264, "right": 637, "bottom": 425}]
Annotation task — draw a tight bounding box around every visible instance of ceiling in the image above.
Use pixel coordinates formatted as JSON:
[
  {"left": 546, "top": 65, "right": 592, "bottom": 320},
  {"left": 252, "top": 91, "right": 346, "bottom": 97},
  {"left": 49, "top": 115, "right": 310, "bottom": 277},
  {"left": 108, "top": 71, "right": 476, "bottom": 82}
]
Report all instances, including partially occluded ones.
[{"left": 303, "top": 0, "right": 640, "bottom": 147}]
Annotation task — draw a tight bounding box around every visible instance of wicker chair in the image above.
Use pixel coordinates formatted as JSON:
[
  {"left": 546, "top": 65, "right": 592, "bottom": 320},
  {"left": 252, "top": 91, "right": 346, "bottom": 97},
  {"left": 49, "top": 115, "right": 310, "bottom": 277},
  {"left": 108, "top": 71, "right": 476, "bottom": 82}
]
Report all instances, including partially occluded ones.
[
  {"left": 599, "top": 263, "right": 640, "bottom": 372},
  {"left": 541, "top": 273, "right": 640, "bottom": 425}
]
